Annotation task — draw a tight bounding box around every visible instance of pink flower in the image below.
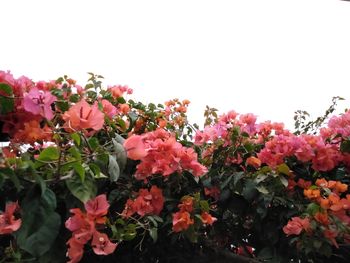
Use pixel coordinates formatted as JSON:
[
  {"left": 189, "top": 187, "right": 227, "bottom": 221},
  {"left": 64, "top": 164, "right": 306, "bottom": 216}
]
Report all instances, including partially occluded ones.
[
  {"left": 172, "top": 211, "right": 194, "bottom": 232},
  {"left": 101, "top": 99, "right": 117, "bottom": 118},
  {"left": 123, "top": 135, "right": 148, "bottom": 160},
  {"left": 23, "top": 87, "right": 56, "bottom": 120},
  {"left": 0, "top": 202, "right": 21, "bottom": 235},
  {"left": 91, "top": 231, "right": 117, "bottom": 255},
  {"left": 201, "top": 212, "right": 217, "bottom": 225},
  {"left": 62, "top": 99, "right": 104, "bottom": 131},
  {"left": 283, "top": 216, "right": 310, "bottom": 236},
  {"left": 66, "top": 237, "right": 84, "bottom": 263},
  {"left": 84, "top": 194, "right": 110, "bottom": 219}
]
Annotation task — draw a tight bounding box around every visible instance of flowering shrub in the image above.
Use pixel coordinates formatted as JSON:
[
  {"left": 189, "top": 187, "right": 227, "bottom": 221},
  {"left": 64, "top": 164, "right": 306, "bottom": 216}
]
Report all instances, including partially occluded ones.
[{"left": 0, "top": 70, "right": 349, "bottom": 262}]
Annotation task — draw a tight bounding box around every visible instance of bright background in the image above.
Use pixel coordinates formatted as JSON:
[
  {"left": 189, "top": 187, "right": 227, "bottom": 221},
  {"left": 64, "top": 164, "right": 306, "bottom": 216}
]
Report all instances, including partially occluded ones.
[{"left": 1, "top": 0, "right": 350, "bottom": 129}]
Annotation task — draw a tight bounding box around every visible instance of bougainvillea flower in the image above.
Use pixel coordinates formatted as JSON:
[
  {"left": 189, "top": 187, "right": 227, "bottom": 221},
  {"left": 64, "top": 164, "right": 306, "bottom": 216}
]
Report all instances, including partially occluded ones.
[
  {"left": 84, "top": 194, "right": 110, "bottom": 220},
  {"left": 324, "top": 229, "right": 339, "bottom": 248},
  {"left": 246, "top": 156, "right": 262, "bottom": 169},
  {"left": 123, "top": 135, "right": 148, "bottom": 160},
  {"left": 201, "top": 212, "right": 217, "bottom": 225},
  {"left": 172, "top": 211, "right": 194, "bottom": 232},
  {"left": 62, "top": 99, "right": 104, "bottom": 131},
  {"left": 23, "top": 87, "right": 56, "bottom": 120},
  {"left": 178, "top": 196, "right": 194, "bottom": 213},
  {"left": 66, "top": 237, "right": 84, "bottom": 263},
  {"left": 283, "top": 216, "right": 310, "bottom": 236},
  {"left": 91, "top": 231, "right": 117, "bottom": 255},
  {"left": 101, "top": 99, "right": 117, "bottom": 118},
  {"left": 149, "top": 186, "right": 164, "bottom": 215},
  {"left": 0, "top": 202, "right": 21, "bottom": 235}
]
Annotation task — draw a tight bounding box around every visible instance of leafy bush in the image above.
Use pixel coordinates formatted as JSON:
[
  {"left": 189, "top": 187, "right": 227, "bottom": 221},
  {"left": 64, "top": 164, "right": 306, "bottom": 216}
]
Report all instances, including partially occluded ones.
[{"left": 0, "top": 71, "right": 349, "bottom": 262}]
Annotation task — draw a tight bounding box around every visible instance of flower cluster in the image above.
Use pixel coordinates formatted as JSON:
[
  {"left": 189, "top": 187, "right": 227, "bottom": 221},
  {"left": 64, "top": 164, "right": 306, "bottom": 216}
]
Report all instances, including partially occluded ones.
[
  {"left": 121, "top": 186, "right": 164, "bottom": 218},
  {"left": 65, "top": 195, "right": 117, "bottom": 263},
  {"left": 124, "top": 129, "right": 208, "bottom": 180},
  {"left": 0, "top": 202, "right": 21, "bottom": 235},
  {"left": 172, "top": 195, "right": 217, "bottom": 233}
]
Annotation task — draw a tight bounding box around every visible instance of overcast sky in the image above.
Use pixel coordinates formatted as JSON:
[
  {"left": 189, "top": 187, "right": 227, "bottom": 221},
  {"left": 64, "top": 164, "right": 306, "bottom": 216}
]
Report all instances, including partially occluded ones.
[{"left": 1, "top": 0, "right": 350, "bottom": 129}]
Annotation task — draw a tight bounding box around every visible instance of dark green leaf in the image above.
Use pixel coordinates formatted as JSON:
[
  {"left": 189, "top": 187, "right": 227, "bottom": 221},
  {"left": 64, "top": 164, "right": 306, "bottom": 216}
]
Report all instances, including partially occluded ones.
[
  {"left": 340, "top": 139, "right": 350, "bottom": 153},
  {"left": 16, "top": 187, "right": 60, "bottom": 257},
  {"left": 0, "top": 167, "right": 21, "bottom": 191},
  {"left": 0, "top": 83, "right": 14, "bottom": 114},
  {"left": 35, "top": 147, "right": 60, "bottom": 168},
  {"left": 149, "top": 228, "right": 158, "bottom": 243},
  {"left": 66, "top": 174, "right": 97, "bottom": 203}
]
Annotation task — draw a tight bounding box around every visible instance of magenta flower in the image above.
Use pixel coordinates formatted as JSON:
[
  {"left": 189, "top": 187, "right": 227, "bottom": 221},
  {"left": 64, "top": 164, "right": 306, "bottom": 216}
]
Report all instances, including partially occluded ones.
[{"left": 23, "top": 88, "right": 56, "bottom": 120}]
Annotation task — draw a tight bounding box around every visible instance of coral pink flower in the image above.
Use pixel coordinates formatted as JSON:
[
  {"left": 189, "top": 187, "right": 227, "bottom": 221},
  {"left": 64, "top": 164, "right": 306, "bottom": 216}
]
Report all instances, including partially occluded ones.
[
  {"left": 178, "top": 196, "right": 194, "bottom": 213},
  {"left": 85, "top": 194, "right": 110, "bottom": 220},
  {"left": 101, "top": 99, "right": 117, "bottom": 118},
  {"left": 246, "top": 156, "right": 262, "bottom": 169},
  {"left": 283, "top": 216, "right": 310, "bottom": 236},
  {"left": 201, "top": 212, "right": 217, "bottom": 225},
  {"left": 91, "top": 231, "right": 117, "bottom": 255},
  {"left": 66, "top": 237, "right": 84, "bottom": 263},
  {"left": 123, "top": 135, "right": 148, "bottom": 160},
  {"left": 172, "top": 211, "right": 194, "bottom": 232},
  {"left": 23, "top": 87, "right": 56, "bottom": 120},
  {"left": 62, "top": 99, "right": 104, "bottom": 131},
  {"left": 0, "top": 202, "right": 21, "bottom": 235}
]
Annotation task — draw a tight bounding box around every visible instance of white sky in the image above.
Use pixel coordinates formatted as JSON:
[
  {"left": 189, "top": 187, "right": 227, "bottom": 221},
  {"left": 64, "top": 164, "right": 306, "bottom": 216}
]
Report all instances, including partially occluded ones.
[{"left": 1, "top": 0, "right": 350, "bottom": 129}]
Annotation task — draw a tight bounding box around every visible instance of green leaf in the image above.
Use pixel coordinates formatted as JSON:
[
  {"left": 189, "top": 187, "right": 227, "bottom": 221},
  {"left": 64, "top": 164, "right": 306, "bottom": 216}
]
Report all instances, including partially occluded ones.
[
  {"left": 35, "top": 147, "right": 60, "bottom": 168},
  {"left": 0, "top": 167, "right": 21, "bottom": 191},
  {"left": 256, "top": 185, "right": 269, "bottom": 194},
  {"left": 149, "top": 228, "right": 158, "bottom": 243},
  {"left": 0, "top": 83, "right": 14, "bottom": 114},
  {"left": 233, "top": 172, "right": 245, "bottom": 186},
  {"left": 199, "top": 200, "right": 210, "bottom": 212},
  {"left": 123, "top": 224, "right": 137, "bottom": 241},
  {"left": 72, "top": 163, "right": 85, "bottom": 181},
  {"left": 88, "top": 137, "right": 99, "bottom": 151},
  {"left": 16, "top": 186, "right": 60, "bottom": 258},
  {"left": 108, "top": 155, "right": 120, "bottom": 182},
  {"left": 66, "top": 174, "right": 97, "bottom": 203},
  {"left": 71, "top": 133, "right": 81, "bottom": 146},
  {"left": 340, "top": 139, "right": 350, "bottom": 153},
  {"left": 220, "top": 174, "right": 234, "bottom": 189},
  {"left": 89, "top": 163, "right": 101, "bottom": 178},
  {"left": 112, "top": 139, "right": 127, "bottom": 172},
  {"left": 279, "top": 176, "right": 289, "bottom": 187},
  {"left": 242, "top": 180, "right": 258, "bottom": 201},
  {"left": 277, "top": 163, "right": 290, "bottom": 176}
]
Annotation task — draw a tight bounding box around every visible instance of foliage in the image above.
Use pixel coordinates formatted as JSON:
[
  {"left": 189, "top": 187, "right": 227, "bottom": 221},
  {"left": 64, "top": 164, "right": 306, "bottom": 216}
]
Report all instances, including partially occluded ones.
[{"left": 0, "top": 70, "right": 349, "bottom": 263}]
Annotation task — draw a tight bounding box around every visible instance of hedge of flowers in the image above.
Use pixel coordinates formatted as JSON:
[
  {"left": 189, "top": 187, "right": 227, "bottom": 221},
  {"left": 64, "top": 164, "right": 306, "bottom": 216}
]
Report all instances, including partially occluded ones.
[{"left": 0, "top": 70, "right": 349, "bottom": 262}]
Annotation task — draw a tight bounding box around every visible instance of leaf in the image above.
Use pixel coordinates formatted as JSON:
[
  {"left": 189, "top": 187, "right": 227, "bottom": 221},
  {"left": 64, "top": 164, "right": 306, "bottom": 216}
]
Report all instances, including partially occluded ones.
[
  {"left": 0, "top": 167, "right": 21, "bottom": 191},
  {"left": 233, "top": 172, "right": 245, "bottom": 186},
  {"left": 149, "top": 228, "right": 158, "bottom": 243},
  {"left": 242, "top": 180, "right": 258, "bottom": 201},
  {"left": 35, "top": 147, "right": 60, "bottom": 168},
  {"left": 277, "top": 163, "right": 290, "bottom": 176},
  {"left": 0, "top": 83, "right": 14, "bottom": 114},
  {"left": 279, "top": 176, "right": 289, "bottom": 187},
  {"left": 220, "top": 174, "right": 234, "bottom": 189},
  {"left": 72, "top": 162, "right": 85, "bottom": 182},
  {"left": 199, "top": 200, "right": 210, "bottom": 212},
  {"left": 108, "top": 155, "right": 120, "bottom": 182},
  {"left": 66, "top": 174, "right": 97, "bottom": 203},
  {"left": 71, "top": 133, "right": 81, "bottom": 146},
  {"left": 256, "top": 185, "right": 269, "bottom": 194},
  {"left": 89, "top": 163, "right": 101, "bottom": 178},
  {"left": 112, "top": 139, "right": 127, "bottom": 172},
  {"left": 16, "top": 186, "right": 60, "bottom": 258},
  {"left": 88, "top": 137, "right": 99, "bottom": 151},
  {"left": 340, "top": 139, "right": 350, "bottom": 153}
]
